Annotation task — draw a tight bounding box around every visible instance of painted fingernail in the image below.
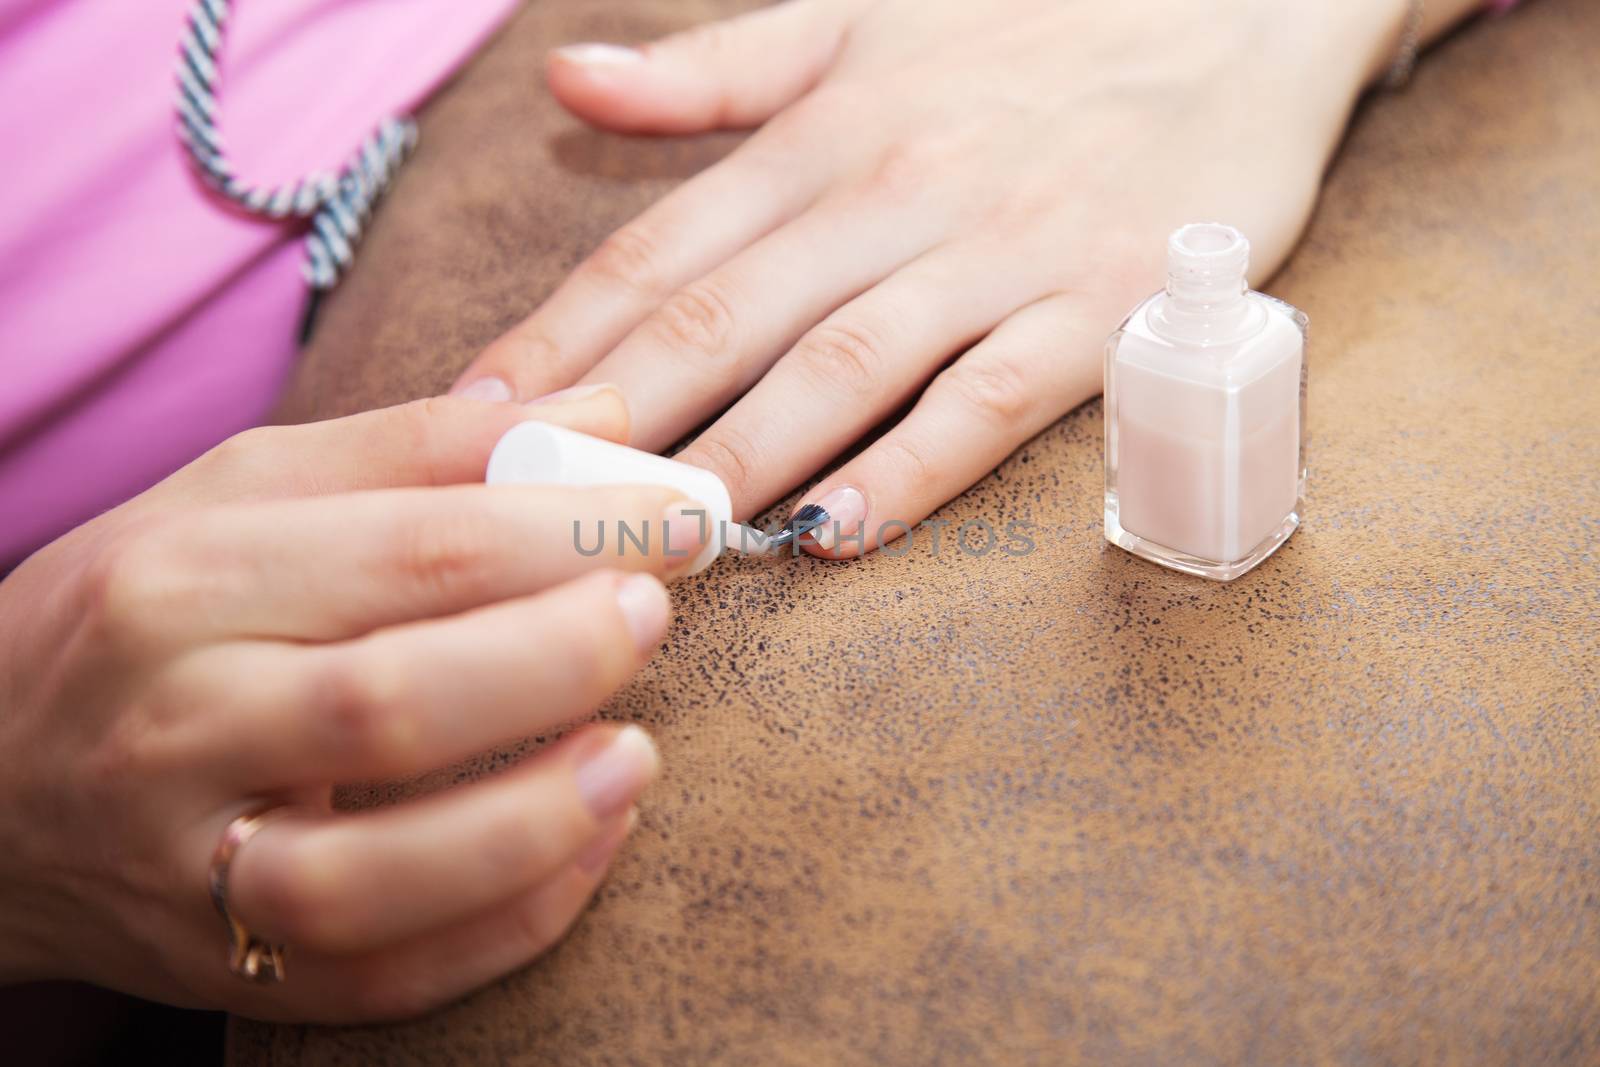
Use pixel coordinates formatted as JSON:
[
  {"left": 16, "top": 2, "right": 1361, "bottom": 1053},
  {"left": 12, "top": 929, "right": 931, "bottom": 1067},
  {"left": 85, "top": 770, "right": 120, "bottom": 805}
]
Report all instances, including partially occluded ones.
[
  {"left": 528, "top": 382, "right": 616, "bottom": 407},
  {"left": 452, "top": 376, "right": 513, "bottom": 403},
  {"left": 662, "top": 500, "right": 711, "bottom": 569},
  {"left": 795, "top": 487, "right": 866, "bottom": 552},
  {"left": 615, "top": 573, "right": 670, "bottom": 653},
  {"left": 576, "top": 808, "right": 636, "bottom": 876},
  {"left": 555, "top": 43, "right": 643, "bottom": 66},
  {"left": 574, "top": 725, "right": 660, "bottom": 821}
]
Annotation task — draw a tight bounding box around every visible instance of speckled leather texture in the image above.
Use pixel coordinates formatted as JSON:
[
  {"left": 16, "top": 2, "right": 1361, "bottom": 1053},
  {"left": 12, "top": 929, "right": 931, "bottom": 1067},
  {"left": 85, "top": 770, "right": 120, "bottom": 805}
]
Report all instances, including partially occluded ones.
[{"left": 234, "top": 0, "right": 1600, "bottom": 1063}]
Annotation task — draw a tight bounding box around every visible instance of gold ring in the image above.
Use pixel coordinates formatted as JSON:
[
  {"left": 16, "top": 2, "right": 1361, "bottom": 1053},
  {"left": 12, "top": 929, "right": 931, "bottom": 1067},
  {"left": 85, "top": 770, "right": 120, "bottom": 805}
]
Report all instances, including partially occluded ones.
[{"left": 208, "top": 805, "right": 291, "bottom": 983}]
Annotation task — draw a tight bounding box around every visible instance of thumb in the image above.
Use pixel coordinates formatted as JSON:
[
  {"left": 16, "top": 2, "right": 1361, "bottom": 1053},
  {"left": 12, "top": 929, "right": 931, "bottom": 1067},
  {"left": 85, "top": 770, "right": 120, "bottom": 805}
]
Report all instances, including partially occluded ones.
[{"left": 547, "top": 0, "right": 863, "bottom": 135}]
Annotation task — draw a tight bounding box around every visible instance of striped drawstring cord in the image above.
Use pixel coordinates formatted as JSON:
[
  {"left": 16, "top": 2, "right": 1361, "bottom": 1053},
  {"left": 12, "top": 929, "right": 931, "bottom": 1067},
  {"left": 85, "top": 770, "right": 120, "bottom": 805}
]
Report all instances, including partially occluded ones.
[{"left": 173, "top": 0, "right": 417, "bottom": 293}]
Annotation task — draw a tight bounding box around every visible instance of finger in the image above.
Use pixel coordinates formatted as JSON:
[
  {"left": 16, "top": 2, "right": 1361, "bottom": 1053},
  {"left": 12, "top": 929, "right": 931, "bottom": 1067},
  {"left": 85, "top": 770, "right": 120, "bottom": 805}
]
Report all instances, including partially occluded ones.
[
  {"left": 454, "top": 131, "right": 831, "bottom": 403},
  {"left": 575, "top": 193, "right": 951, "bottom": 453},
  {"left": 547, "top": 0, "right": 863, "bottom": 135},
  {"left": 674, "top": 245, "right": 1025, "bottom": 519},
  {"left": 153, "top": 389, "right": 630, "bottom": 508},
  {"left": 253, "top": 818, "right": 634, "bottom": 1024},
  {"left": 180, "top": 570, "right": 673, "bottom": 786},
  {"left": 226, "top": 724, "right": 656, "bottom": 955},
  {"left": 123, "top": 483, "right": 706, "bottom": 646},
  {"left": 790, "top": 295, "right": 1105, "bottom": 557}
]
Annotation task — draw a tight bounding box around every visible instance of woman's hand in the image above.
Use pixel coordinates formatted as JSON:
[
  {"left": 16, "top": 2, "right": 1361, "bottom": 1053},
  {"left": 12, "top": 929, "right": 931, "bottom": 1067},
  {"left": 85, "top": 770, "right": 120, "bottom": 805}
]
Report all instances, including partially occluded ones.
[
  {"left": 0, "top": 388, "right": 707, "bottom": 1021},
  {"left": 452, "top": 0, "right": 1403, "bottom": 555}
]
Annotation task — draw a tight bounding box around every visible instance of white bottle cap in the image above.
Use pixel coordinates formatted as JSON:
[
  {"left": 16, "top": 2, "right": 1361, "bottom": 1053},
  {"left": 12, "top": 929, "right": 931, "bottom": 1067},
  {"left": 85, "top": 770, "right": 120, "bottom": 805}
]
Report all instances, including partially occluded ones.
[{"left": 485, "top": 421, "right": 733, "bottom": 575}]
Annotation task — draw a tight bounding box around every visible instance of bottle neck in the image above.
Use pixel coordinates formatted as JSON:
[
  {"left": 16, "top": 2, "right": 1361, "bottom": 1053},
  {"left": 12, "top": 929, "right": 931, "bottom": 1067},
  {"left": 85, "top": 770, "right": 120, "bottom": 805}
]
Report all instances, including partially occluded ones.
[{"left": 1147, "top": 222, "right": 1264, "bottom": 346}]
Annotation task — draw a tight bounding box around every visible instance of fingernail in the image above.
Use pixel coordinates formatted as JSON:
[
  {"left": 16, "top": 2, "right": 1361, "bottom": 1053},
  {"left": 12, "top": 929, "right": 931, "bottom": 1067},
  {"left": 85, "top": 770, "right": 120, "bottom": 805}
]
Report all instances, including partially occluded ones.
[
  {"left": 576, "top": 808, "right": 636, "bottom": 876},
  {"left": 615, "top": 572, "right": 670, "bottom": 654},
  {"left": 662, "top": 500, "right": 711, "bottom": 570},
  {"left": 452, "top": 376, "right": 513, "bottom": 403},
  {"left": 555, "top": 43, "right": 643, "bottom": 66},
  {"left": 528, "top": 382, "right": 616, "bottom": 407},
  {"left": 574, "top": 725, "right": 660, "bottom": 821},
  {"left": 795, "top": 487, "right": 866, "bottom": 552}
]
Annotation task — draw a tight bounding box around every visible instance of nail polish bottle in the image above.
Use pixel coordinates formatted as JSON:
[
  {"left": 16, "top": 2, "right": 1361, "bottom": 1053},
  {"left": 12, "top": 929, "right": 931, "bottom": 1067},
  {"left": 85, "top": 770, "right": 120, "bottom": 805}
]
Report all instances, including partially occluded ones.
[
  {"left": 1103, "top": 223, "right": 1307, "bottom": 581},
  {"left": 487, "top": 422, "right": 733, "bottom": 575}
]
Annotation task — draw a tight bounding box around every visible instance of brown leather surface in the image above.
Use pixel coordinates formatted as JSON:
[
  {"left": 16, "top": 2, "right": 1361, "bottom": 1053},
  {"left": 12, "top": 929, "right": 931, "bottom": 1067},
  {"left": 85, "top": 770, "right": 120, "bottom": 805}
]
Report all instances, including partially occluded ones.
[{"left": 234, "top": 0, "right": 1600, "bottom": 1063}]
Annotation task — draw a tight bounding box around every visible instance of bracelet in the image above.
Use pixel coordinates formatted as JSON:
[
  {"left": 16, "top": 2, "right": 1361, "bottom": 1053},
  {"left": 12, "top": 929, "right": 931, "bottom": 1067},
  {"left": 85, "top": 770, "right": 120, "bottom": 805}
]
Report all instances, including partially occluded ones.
[
  {"left": 1383, "top": 0, "right": 1426, "bottom": 89},
  {"left": 1384, "top": 0, "right": 1523, "bottom": 90}
]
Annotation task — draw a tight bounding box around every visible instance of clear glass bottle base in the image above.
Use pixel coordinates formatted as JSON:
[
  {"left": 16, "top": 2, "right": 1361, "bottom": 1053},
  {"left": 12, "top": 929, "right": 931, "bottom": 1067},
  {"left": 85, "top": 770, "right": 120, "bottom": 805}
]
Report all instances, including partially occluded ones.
[{"left": 1104, "top": 493, "right": 1301, "bottom": 582}]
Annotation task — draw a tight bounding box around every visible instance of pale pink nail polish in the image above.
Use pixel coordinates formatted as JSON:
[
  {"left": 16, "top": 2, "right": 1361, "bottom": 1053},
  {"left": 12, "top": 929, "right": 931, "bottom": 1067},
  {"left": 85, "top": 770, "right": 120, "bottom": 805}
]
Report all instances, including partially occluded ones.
[
  {"left": 802, "top": 486, "right": 867, "bottom": 552},
  {"left": 614, "top": 573, "right": 669, "bottom": 653},
  {"left": 453, "top": 376, "right": 513, "bottom": 403},
  {"left": 574, "top": 725, "right": 659, "bottom": 820},
  {"left": 1104, "top": 223, "right": 1307, "bottom": 581},
  {"left": 528, "top": 383, "right": 615, "bottom": 406},
  {"left": 555, "top": 43, "right": 643, "bottom": 66}
]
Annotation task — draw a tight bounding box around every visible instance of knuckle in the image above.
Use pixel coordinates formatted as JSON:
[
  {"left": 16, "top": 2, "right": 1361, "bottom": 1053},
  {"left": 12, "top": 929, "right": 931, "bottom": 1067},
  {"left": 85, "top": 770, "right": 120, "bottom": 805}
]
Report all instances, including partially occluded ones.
[
  {"left": 401, "top": 393, "right": 454, "bottom": 441},
  {"left": 385, "top": 396, "right": 460, "bottom": 485},
  {"left": 191, "top": 425, "right": 286, "bottom": 493},
  {"left": 650, "top": 282, "right": 739, "bottom": 362},
  {"left": 500, "top": 326, "right": 561, "bottom": 377},
  {"left": 408, "top": 393, "right": 468, "bottom": 428},
  {"left": 202, "top": 424, "right": 279, "bottom": 475},
  {"left": 390, "top": 510, "right": 498, "bottom": 599},
  {"left": 681, "top": 426, "right": 759, "bottom": 509},
  {"left": 942, "top": 356, "right": 1035, "bottom": 426},
  {"left": 81, "top": 527, "right": 176, "bottom": 646},
  {"left": 586, "top": 226, "right": 666, "bottom": 296},
  {"left": 792, "top": 321, "right": 887, "bottom": 399},
  {"left": 860, "top": 140, "right": 936, "bottom": 202},
  {"left": 877, "top": 435, "right": 935, "bottom": 488},
  {"left": 311, "top": 653, "right": 416, "bottom": 770}
]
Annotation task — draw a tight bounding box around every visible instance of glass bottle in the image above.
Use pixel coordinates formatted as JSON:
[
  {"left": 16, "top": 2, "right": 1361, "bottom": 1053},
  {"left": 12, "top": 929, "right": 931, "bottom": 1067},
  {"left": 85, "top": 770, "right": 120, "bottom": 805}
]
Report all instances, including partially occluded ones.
[{"left": 1103, "top": 223, "right": 1308, "bottom": 581}]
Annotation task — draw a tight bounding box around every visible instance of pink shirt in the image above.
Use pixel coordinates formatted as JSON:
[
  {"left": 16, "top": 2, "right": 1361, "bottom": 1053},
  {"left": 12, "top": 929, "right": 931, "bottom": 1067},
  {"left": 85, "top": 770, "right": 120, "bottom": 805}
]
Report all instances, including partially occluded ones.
[{"left": 0, "top": 0, "right": 517, "bottom": 569}]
